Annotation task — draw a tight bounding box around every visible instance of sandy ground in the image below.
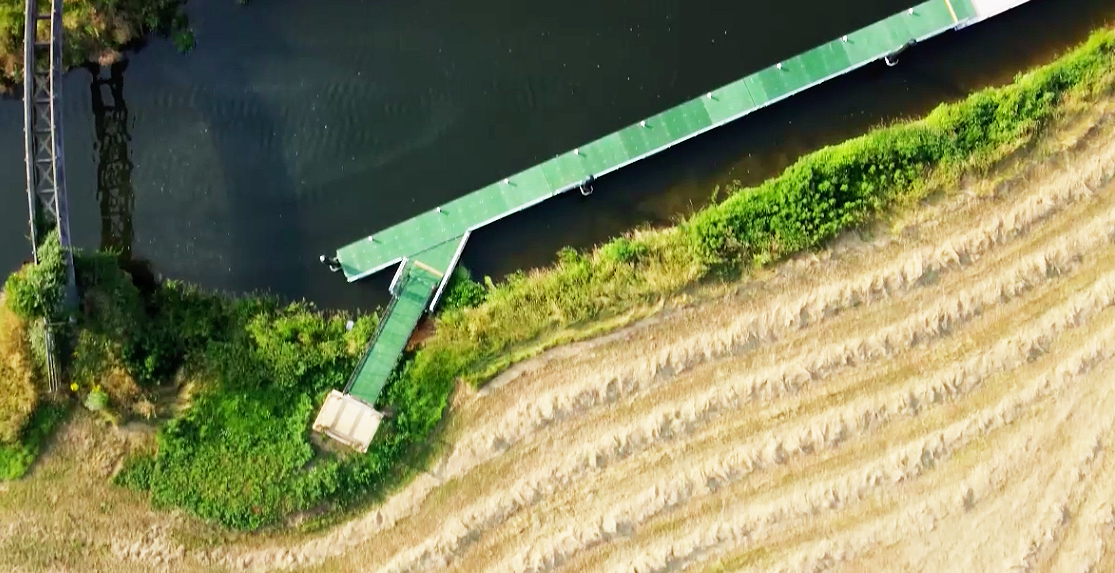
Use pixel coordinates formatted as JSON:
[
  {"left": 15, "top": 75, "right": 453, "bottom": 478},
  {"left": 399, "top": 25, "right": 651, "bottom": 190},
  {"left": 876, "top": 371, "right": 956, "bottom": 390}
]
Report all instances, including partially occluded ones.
[{"left": 4, "top": 104, "right": 1115, "bottom": 572}]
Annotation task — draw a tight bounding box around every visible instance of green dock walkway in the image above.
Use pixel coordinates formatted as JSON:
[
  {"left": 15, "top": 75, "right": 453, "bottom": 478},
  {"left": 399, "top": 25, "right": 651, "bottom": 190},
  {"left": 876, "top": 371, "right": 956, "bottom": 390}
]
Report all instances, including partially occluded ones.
[
  {"left": 345, "top": 260, "right": 442, "bottom": 404},
  {"left": 343, "top": 236, "right": 465, "bottom": 406},
  {"left": 321, "top": 0, "right": 1037, "bottom": 434},
  {"left": 337, "top": 0, "right": 977, "bottom": 284}
]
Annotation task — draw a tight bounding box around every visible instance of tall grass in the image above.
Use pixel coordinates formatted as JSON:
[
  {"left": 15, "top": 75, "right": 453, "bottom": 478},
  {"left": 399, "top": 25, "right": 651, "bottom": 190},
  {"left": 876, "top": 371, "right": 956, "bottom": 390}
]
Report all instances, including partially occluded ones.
[
  {"left": 0, "top": 302, "right": 37, "bottom": 444},
  {"left": 0, "top": 402, "right": 67, "bottom": 480}
]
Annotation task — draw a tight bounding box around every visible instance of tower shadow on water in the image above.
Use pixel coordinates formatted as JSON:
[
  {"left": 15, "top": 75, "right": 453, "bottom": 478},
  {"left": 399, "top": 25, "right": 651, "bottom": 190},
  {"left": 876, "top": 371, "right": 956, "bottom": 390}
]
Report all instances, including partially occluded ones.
[{"left": 87, "top": 60, "right": 136, "bottom": 259}]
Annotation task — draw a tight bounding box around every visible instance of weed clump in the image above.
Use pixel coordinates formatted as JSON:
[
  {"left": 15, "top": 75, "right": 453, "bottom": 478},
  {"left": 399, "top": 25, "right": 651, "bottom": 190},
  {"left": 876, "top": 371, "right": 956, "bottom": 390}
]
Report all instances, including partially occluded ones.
[{"left": 0, "top": 303, "right": 36, "bottom": 444}]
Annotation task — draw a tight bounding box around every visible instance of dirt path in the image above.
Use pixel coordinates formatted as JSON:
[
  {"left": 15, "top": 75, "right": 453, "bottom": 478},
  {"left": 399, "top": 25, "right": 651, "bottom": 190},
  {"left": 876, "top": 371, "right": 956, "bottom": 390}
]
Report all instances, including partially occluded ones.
[{"left": 4, "top": 105, "right": 1115, "bottom": 573}]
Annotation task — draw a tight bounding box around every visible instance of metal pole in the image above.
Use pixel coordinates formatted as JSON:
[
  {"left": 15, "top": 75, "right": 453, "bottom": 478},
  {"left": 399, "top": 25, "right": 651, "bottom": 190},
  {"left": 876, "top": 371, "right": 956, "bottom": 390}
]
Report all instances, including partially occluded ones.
[
  {"left": 50, "top": 0, "right": 77, "bottom": 308},
  {"left": 23, "top": 0, "right": 39, "bottom": 259}
]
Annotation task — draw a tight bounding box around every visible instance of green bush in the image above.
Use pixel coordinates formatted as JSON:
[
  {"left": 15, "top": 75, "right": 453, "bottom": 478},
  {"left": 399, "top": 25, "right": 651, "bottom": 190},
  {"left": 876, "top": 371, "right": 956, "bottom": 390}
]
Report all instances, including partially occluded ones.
[
  {"left": 439, "top": 266, "right": 487, "bottom": 312},
  {"left": 3, "top": 233, "right": 66, "bottom": 322},
  {"left": 600, "top": 237, "right": 649, "bottom": 264},
  {"left": 683, "top": 29, "right": 1115, "bottom": 273}
]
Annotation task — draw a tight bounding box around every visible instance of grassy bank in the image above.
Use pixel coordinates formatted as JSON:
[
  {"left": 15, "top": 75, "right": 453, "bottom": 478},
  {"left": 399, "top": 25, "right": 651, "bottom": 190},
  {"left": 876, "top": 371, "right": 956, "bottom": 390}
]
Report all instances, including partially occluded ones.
[
  {"left": 2, "top": 26, "right": 1113, "bottom": 532},
  {"left": 0, "top": 0, "right": 190, "bottom": 91}
]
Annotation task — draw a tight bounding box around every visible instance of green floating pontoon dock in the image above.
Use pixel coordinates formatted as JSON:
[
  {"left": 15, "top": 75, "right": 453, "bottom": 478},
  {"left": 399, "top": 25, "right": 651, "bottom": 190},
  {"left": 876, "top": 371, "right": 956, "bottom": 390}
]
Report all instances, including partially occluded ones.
[{"left": 314, "top": 0, "right": 1032, "bottom": 451}]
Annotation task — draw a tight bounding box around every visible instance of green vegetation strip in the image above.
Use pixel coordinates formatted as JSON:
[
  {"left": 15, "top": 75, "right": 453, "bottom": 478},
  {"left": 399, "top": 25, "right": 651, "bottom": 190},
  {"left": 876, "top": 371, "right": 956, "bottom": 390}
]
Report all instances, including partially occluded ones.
[
  {"left": 423, "top": 28, "right": 1115, "bottom": 390},
  {"left": 3, "top": 26, "right": 1113, "bottom": 532},
  {"left": 0, "top": 403, "right": 67, "bottom": 480}
]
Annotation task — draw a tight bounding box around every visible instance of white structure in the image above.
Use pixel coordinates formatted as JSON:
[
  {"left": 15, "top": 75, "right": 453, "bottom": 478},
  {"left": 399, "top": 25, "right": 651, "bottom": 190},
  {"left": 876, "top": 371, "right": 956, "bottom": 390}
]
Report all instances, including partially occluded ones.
[
  {"left": 313, "top": 390, "right": 384, "bottom": 453},
  {"left": 964, "top": 0, "right": 1031, "bottom": 26}
]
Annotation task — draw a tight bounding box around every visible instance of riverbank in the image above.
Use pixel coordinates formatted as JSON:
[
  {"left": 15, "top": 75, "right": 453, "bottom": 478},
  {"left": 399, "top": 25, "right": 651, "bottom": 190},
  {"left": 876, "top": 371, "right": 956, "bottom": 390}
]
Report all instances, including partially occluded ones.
[
  {"left": 420, "top": 25, "right": 1115, "bottom": 391},
  {"left": 1, "top": 22, "right": 1113, "bottom": 546},
  {"left": 0, "top": 0, "right": 189, "bottom": 91}
]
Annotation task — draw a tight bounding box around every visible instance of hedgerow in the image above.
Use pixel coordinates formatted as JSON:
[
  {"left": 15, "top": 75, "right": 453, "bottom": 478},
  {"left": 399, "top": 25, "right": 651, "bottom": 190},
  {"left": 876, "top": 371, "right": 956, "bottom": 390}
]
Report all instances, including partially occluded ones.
[{"left": 684, "top": 30, "right": 1115, "bottom": 270}]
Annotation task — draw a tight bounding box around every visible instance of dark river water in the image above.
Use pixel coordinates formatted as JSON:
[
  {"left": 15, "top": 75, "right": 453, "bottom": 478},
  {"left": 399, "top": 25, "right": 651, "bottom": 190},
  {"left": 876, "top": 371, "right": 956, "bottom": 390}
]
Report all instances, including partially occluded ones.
[{"left": 1, "top": 0, "right": 1113, "bottom": 310}]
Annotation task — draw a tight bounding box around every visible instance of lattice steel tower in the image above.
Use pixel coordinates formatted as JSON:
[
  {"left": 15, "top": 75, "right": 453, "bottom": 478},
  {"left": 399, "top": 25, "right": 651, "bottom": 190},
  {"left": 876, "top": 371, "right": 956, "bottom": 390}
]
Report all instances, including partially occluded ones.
[{"left": 23, "top": 0, "right": 77, "bottom": 391}]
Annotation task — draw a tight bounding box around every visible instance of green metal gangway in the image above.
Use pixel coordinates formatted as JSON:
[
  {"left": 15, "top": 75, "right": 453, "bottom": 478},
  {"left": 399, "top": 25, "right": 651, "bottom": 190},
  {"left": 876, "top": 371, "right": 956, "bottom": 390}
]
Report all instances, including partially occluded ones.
[
  {"left": 342, "top": 237, "right": 464, "bottom": 406},
  {"left": 335, "top": 0, "right": 981, "bottom": 284},
  {"left": 345, "top": 261, "right": 442, "bottom": 404}
]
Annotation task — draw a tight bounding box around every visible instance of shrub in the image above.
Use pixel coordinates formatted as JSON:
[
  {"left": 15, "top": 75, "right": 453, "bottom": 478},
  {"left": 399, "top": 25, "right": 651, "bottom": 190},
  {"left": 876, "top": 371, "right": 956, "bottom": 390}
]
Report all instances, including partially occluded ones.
[
  {"left": 0, "top": 304, "right": 37, "bottom": 443},
  {"left": 600, "top": 237, "right": 649, "bottom": 264},
  {"left": 683, "top": 29, "right": 1115, "bottom": 273},
  {"left": 0, "top": 403, "right": 67, "bottom": 480},
  {"left": 440, "top": 266, "right": 487, "bottom": 312},
  {"left": 114, "top": 453, "right": 155, "bottom": 491},
  {"left": 3, "top": 232, "right": 66, "bottom": 322}
]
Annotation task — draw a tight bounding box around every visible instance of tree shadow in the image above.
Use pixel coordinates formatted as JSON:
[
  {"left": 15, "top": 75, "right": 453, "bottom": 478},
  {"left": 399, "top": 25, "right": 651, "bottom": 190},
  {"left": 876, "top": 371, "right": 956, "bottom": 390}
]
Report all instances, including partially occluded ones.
[{"left": 135, "top": 9, "right": 306, "bottom": 300}]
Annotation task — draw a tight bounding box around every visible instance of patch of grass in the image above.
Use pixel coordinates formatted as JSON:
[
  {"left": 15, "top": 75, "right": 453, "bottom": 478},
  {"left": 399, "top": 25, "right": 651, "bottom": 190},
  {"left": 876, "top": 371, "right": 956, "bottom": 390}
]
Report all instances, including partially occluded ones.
[
  {"left": 113, "top": 451, "right": 154, "bottom": 491},
  {"left": 0, "top": 402, "right": 68, "bottom": 480},
  {"left": 0, "top": 533, "right": 87, "bottom": 570}
]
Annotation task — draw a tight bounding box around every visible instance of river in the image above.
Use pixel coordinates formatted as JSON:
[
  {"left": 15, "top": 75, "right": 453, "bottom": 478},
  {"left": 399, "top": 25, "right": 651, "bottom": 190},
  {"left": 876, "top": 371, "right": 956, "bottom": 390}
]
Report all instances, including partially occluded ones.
[{"left": 1, "top": 0, "right": 1112, "bottom": 310}]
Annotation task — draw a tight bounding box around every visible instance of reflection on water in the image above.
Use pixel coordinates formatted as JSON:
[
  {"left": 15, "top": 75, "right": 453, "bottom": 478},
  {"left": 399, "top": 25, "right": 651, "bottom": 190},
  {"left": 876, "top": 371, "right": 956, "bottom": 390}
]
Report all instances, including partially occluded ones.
[{"left": 89, "top": 61, "right": 136, "bottom": 258}]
